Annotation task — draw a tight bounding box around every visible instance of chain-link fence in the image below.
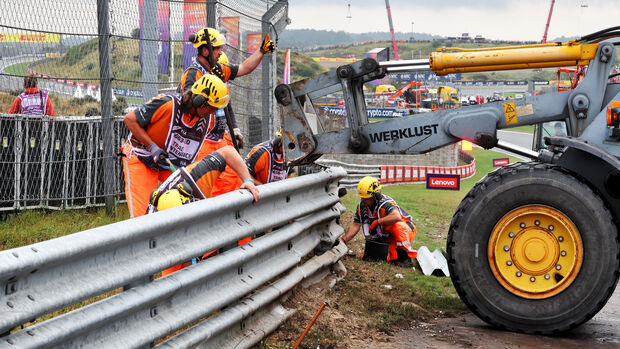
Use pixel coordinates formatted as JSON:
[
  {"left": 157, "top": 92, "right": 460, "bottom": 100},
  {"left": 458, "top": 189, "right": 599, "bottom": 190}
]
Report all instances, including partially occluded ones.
[{"left": 0, "top": 0, "right": 289, "bottom": 211}]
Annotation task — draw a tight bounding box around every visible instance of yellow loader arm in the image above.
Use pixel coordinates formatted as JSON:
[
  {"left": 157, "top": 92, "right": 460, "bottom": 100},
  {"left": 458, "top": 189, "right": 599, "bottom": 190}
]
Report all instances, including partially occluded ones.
[{"left": 429, "top": 42, "right": 599, "bottom": 75}]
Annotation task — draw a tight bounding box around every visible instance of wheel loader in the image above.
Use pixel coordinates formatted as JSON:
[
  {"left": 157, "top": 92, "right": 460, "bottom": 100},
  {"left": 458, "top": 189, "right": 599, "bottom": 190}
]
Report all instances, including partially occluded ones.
[{"left": 276, "top": 26, "right": 620, "bottom": 334}]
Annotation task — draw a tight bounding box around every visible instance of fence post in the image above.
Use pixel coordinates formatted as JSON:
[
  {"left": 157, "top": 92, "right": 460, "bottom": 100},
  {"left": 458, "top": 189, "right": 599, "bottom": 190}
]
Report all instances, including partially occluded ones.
[
  {"left": 140, "top": 0, "right": 159, "bottom": 101},
  {"left": 262, "top": 0, "right": 289, "bottom": 140},
  {"left": 97, "top": 0, "right": 116, "bottom": 215},
  {"left": 207, "top": 1, "right": 216, "bottom": 28}
]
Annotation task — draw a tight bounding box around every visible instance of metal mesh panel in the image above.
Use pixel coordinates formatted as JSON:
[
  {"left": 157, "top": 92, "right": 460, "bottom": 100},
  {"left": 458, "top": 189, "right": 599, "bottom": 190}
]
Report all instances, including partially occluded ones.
[{"left": 0, "top": 0, "right": 287, "bottom": 210}]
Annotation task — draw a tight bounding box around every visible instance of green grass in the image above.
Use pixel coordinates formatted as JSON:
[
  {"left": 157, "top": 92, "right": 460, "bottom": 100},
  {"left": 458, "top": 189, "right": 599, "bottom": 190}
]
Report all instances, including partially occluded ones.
[
  {"left": 0, "top": 205, "right": 130, "bottom": 250},
  {"left": 4, "top": 62, "right": 29, "bottom": 76}
]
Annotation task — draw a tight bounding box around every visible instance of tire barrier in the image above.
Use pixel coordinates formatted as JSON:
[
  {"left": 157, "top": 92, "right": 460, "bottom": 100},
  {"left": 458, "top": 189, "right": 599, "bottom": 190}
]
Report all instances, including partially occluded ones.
[
  {"left": 0, "top": 168, "right": 347, "bottom": 348},
  {"left": 0, "top": 114, "right": 125, "bottom": 211}
]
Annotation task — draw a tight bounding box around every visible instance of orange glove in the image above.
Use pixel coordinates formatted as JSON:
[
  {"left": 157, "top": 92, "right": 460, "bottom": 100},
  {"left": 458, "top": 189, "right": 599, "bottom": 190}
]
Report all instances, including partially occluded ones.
[
  {"left": 369, "top": 219, "right": 379, "bottom": 233},
  {"left": 260, "top": 34, "right": 275, "bottom": 54}
]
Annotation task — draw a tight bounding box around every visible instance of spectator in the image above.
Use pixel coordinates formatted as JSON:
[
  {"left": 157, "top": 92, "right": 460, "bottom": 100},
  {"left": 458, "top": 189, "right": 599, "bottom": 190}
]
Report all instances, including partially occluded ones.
[
  {"left": 177, "top": 27, "right": 274, "bottom": 196},
  {"left": 9, "top": 74, "right": 55, "bottom": 116},
  {"left": 342, "top": 176, "right": 418, "bottom": 267},
  {"left": 245, "top": 130, "right": 290, "bottom": 184},
  {"left": 122, "top": 74, "right": 229, "bottom": 218},
  {"left": 554, "top": 122, "right": 567, "bottom": 136},
  {"left": 148, "top": 145, "right": 259, "bottom": 275}
]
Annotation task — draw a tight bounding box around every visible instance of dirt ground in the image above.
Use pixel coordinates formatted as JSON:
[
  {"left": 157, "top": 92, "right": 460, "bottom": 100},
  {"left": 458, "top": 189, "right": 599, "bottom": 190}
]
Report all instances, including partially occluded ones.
[
  {"left": 392, "top": 284, "right": 620, "bottom": 349},
  {"left": 260, "top": 212, "right": 620, "bottom": 349},
  {"left": 262, "top": 262, "right": 619, "bottom": 349},
  {"left": 260, "top": 211, "right": 463, "bottom": 348}
]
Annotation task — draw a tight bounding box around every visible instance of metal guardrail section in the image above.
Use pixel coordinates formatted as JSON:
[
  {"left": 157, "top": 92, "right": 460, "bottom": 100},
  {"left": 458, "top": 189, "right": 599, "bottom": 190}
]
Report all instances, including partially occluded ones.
[
  {"left": 0, "top": 168, "right": 347, "bottom": 348},
  {"left": 317, "top": 159, "right": 380, "bottom": 188}
]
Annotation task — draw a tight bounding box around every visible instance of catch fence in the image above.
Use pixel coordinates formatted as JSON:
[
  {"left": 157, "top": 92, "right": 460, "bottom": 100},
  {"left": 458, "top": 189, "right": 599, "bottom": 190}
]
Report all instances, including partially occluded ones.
[
  {"left": 0, "top": 115, "right": 127, "bottom": 211},
  {"left": 0, "top": 0, "right": 289, "bottom": 211}
]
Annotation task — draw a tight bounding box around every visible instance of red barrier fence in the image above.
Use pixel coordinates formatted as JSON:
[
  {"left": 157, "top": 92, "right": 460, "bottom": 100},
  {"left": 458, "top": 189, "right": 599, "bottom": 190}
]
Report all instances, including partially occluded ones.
[{"left": 379, "top": 158, "right": 476, "bottom": 186}]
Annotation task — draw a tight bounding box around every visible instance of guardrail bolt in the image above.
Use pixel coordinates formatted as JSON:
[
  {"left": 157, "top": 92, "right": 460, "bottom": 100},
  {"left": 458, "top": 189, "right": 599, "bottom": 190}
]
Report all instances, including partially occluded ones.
[
  {"left": 288, "top": 242, "right": 293, "bottom": 250},
  {"left": 149, "top": 239, "right": 157, "bottom": 249},
  {"left": 240, "top": 321, "right": 246, "bottom": 330},
  {"left": 5, "top": 282, "right": 17, "bottom": 295},
  {"left": 238, "top": 266, "right": 244, "bottom": 275},
  {"left": 150, "top": 306, "right": 158, "bottom": 317}
]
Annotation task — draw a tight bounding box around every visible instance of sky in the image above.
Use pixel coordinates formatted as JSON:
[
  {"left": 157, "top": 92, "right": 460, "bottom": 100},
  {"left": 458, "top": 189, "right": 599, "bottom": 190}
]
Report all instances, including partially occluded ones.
[{"left": 286, "top": 0, "right": 620, "bottom": 41}]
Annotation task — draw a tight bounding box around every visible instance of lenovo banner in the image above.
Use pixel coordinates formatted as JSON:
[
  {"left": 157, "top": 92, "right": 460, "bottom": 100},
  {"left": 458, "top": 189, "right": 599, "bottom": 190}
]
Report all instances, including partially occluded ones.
[
  {"left": 493, "top": 158, "right": 510, "bottom": 167},
  {"left": 426, "top": 174, "right": 460, "bottom": 191}
]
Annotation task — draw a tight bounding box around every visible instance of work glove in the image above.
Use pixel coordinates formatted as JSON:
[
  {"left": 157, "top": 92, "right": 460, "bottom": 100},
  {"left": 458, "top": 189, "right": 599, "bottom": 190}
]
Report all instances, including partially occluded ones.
[
  {"left": 369, "top": 219, "right": 380, "bottom": 235},
  {"left": 233, "top": 127, "right": 245, "bottom": 148},
  {"left": 211, "top": 64, "right": 225, "bottom": 81},
  {"left": 260, "top": 34, "right": 275, "bottom": 54},
  {"left": 147, "top": 142, "right": 168, "bottom": 165}
]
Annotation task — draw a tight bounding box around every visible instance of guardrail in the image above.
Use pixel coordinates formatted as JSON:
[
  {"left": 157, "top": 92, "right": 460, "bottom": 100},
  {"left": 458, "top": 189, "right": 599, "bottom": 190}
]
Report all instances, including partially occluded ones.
[
  {"left": 0, "top": 168, "right": 347, "bottom": 348},
  {"left": 317, "top": 159, "right": 381, "bottom": 188}
]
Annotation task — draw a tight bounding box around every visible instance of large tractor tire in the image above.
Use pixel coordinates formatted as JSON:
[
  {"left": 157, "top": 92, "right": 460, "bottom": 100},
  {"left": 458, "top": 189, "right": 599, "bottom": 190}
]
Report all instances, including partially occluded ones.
[{"left": 447, "top": 162, "right": 619, "bottom": 334}]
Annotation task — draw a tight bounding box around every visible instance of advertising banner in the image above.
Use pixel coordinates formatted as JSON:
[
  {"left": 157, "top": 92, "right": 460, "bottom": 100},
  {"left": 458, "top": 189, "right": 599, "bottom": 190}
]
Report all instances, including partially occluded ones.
[
  {"left": 380, "top": 166, "right": 387, "bottom": 184},
  {"left": 247, "top": 33, "right": 262, "bottom": 54},
  {"left": 220, "top": 16, "right": 239, "bottom": 48},
  {"left": 283, "top": 49, "right": 291, "bottom": 84},
  {"left": 395, "top": 166, "right": 403, "bottom": 182},
  {"left": 183, "top": 0, "right": 207, "bottom": 69},
  {"left": 391, "top": 72, "right": 461, "bottom": 83},
  {"left": 387, "top": 165, "right": 395, "bottom": 183},
  {"left": 0, "top": 33, "right": 60, "bottom": 43},
  {"left": 157, "top": 1, "right": 170, "bottom": 74},
  {"left": 426, "top": 174, "right": 460, "bottom": 191},
  {"left": 320, "top": 106, "right": 404, "bottom": 118},
  {"left": 139, "top": 0, "right": 170, "bottom": 74},
  {"left": 493, "top": 158, "right": 510, "bottom": 167}
]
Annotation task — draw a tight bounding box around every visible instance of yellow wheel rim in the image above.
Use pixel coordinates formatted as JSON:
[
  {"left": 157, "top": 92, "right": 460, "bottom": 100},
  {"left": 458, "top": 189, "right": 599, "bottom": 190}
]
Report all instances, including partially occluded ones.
[{"left": 488, "top": 205, "right": 583, "bottom": 299}]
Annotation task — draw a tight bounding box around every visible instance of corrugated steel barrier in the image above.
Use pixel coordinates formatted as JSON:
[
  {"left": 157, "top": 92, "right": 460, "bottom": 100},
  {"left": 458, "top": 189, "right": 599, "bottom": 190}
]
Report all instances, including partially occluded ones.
[{"left": 0, "top": 167, "right": 347, "bottom": 348}]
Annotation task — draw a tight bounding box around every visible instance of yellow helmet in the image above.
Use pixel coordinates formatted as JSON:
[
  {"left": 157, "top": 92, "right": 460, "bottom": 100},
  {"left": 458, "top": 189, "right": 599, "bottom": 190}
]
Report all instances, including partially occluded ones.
[
  {"left": 189, "top": 27, "right": 226, "bottom": 48},
  {"left": 218, "top": 52, "right": 229, "bottom": 65},
  {"left": 357, "top": 176, "right": 381, "bottom": 199},
  {"left": 274, "top": 129, "right": 283, "bottom": 149},
  {"left": 191, "top": 74, "right": 230, "bottom": 109},
  {"left": 156, "top": 182, "right": 193, "bottom": 211}
]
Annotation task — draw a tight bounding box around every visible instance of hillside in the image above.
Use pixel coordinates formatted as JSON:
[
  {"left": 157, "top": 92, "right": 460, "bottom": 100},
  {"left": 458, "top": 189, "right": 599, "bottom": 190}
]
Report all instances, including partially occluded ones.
[
  {"left": 278, "top": 29, "right": 442, "bottom": 48},
  {"left": 275, "top": 50, "right": 327, "bottom": 83}
]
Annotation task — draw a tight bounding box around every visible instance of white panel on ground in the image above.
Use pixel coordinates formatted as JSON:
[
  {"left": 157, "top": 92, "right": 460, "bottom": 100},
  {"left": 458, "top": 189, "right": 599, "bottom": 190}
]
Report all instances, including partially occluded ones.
[{"left": 416, "top": 246, "right": 450, "bottom": 277}]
